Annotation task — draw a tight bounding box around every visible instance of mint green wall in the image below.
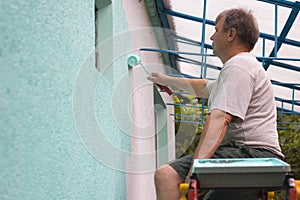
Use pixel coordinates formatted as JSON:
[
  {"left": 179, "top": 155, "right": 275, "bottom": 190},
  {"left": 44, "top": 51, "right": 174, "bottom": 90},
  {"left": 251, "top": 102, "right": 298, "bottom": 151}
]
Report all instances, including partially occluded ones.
[
  {"left": 93, "top": 0, "right": 131, "bottom": 167},
  {"left": 0, "top": 0, "right": 129, "bottom": 199}
]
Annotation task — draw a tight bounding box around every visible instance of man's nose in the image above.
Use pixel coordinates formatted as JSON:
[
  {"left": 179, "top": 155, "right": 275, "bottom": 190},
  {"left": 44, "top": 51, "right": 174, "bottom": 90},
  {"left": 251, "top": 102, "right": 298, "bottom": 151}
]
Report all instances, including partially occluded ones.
[{"left": 210, "top": 33, "right": 215, "bottom": 40}]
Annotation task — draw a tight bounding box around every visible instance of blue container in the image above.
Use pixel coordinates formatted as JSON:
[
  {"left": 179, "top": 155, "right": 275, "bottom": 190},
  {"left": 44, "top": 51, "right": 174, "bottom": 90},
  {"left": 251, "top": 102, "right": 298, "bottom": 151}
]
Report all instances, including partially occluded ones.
[{"left": 192, "top": 158, "right": 291, "bottom": 189}]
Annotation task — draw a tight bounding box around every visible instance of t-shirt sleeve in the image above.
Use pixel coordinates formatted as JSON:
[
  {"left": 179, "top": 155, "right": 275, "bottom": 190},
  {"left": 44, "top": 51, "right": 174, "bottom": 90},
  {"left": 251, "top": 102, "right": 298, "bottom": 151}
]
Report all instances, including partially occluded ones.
[
  {"left": 209, "top": 66, "right": 254, "bottom": 120},
  {"left": 205, "top": 80, "right": 216, "bottom": 96}
]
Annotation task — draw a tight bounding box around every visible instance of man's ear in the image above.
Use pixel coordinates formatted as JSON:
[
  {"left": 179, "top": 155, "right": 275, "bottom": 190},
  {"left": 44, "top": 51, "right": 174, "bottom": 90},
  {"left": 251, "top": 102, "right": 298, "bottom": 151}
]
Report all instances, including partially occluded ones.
[{"left": 228, "top": 28, "right": 237, "bottom": 41}]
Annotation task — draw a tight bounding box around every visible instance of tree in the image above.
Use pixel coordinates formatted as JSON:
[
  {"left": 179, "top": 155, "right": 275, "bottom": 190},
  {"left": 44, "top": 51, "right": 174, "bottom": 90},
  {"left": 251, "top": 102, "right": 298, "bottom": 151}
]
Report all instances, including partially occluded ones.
[
  {"left": 174, "top": 93, "right": 207, "bottom": 158},
  {"left": 277, "top": 113, "right": 300, "bottom": 179},
  {"left": 174, "top": 96, "right": 300, "bottom": 199}
]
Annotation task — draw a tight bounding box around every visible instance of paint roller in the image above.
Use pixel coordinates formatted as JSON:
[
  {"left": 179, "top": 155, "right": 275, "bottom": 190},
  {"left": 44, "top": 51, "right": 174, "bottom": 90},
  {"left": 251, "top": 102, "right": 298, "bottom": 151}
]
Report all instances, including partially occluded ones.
[{"left": 127, "top": 54, "right": 173, "bottom": 96}]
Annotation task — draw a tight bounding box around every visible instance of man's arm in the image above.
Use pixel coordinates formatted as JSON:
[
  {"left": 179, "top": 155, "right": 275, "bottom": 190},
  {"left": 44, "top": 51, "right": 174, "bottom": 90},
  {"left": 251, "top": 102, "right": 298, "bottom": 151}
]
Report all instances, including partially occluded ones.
[
  {"left": 147, "top": 72, "right": 209, "bottom": 98},
  {"left": 194, "top": 109, "right": 232, "bottom": 158},
  {"left": 186, "top": 109, "right": 232, "bottom": 181}
]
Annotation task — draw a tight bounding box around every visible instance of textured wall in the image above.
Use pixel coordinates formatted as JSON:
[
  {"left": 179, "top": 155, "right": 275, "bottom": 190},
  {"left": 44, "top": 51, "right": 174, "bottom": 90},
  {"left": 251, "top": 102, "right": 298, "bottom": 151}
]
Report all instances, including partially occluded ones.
[
  {"left": 122, "top": 1, "right": 175, "bottom": 199},
  {"left": 0, "top": 0, "right": 127, "bottom": 199}
]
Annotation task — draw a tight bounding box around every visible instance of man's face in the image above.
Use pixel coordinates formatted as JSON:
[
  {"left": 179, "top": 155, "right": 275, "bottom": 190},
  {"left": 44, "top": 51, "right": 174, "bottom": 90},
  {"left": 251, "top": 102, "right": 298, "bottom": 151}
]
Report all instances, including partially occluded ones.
[{"left": 210, "top": 17, "right": 228, "bottom": 57}]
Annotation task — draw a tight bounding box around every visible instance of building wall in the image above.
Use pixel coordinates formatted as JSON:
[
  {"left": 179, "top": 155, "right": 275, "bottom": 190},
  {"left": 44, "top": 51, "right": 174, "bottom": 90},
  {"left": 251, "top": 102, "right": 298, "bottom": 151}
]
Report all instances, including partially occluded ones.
[
  {"left": 0, "top": 0, "right": 125, "bottom": 199},
  {"left": 0, "top": 0, "right": 174, "bottom": 199},
  {"left": 123, "top": 1, "right": 175, "bottom": 200}
]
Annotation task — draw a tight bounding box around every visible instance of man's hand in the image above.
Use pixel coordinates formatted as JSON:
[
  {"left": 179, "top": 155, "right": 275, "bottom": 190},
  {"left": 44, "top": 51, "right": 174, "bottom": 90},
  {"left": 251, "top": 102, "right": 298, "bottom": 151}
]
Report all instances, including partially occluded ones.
[
  {"left": 147, "top": 72, "right": 171, "bottom": 86},
  {"left": 147, "top": 72, "right": 210, "bottom": 98}
]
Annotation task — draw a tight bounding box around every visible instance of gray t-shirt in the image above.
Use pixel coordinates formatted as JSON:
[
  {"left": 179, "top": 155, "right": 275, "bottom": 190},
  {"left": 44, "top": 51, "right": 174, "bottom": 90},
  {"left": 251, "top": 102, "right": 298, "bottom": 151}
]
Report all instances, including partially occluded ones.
[{"left": 206, "top": 52, "right": 284, "bottom": 158}]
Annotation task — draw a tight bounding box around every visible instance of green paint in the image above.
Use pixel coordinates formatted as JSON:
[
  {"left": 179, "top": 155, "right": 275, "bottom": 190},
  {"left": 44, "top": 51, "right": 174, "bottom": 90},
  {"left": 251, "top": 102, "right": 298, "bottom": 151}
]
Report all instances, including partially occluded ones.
[{"left": 0, "top": 0, "right": 129, "bottom": 199}]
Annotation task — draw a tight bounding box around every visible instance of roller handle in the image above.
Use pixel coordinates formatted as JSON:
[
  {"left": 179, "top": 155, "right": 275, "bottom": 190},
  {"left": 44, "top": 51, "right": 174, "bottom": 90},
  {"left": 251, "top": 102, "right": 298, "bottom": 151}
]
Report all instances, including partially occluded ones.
[{"left": 157, "top": 84, "right": 173, "bottom": 96}]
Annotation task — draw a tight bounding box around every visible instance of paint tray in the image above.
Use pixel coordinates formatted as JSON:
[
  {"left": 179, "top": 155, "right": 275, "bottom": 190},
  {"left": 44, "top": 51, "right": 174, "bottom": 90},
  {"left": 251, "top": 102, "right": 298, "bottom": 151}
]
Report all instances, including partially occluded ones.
[{"left": 192, "top": 158, "right": 291, "bottom": 189}]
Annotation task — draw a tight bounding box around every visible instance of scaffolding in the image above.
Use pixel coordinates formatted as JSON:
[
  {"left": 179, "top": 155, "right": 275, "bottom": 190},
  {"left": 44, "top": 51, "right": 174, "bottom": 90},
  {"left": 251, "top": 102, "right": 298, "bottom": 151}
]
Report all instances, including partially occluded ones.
[{"left": 145, "top": 0, "right": 300, "bottom": 128}]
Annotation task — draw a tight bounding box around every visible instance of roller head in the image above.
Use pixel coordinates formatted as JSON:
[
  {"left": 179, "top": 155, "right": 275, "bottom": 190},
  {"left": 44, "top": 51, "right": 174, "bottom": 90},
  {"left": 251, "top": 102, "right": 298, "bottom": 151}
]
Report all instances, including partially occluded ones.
[{"left": 127, "top": 54, "right": 141, "bottom": 67}]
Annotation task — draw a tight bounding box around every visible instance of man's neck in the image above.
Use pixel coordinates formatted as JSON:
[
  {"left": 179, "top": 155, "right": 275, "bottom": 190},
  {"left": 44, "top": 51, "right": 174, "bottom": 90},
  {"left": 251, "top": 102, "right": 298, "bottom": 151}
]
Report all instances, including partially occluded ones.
[{"left": 220, "top": 46, "right": 250, "bottom": 64}]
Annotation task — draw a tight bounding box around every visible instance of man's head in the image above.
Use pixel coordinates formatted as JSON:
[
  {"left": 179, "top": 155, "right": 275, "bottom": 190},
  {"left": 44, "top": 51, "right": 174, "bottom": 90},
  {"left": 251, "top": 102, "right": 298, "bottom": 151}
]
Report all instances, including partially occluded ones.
[
  {"left": 210, "top": 8, "right": 259, "bottom": 62},
  {"left": 216, "top": 8, "right": 259, "bottom": 51}
]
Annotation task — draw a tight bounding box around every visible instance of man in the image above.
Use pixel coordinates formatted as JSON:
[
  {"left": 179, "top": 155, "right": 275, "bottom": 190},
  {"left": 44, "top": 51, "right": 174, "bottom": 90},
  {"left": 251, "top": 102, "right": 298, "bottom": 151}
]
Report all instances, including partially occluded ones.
[{"left": 148, "top": 8, "right": 284, "bottom": 200}]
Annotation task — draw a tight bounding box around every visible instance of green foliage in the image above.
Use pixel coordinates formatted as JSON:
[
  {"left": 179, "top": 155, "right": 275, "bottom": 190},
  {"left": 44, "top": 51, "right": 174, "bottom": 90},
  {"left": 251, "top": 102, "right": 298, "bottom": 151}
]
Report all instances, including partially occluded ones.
[
  {"left": 174, "top": 94, "right": 300, "bottom": 181},
  {"left": 173, "top": 93, "right": 207, "bottom": 158},
  {"left": 174, "top": 94, "right": 300, "bottom": 199},
  {"left": 277, "top": 114, "right": 300, "bottom": 180}
]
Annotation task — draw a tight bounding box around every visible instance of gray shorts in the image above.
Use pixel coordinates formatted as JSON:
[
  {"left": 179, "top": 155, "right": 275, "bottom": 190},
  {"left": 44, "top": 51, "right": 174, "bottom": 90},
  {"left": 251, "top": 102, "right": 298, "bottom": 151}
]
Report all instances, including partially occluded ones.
[{"left": 169, "top": 140, "right": 282, "bottom": 200}]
